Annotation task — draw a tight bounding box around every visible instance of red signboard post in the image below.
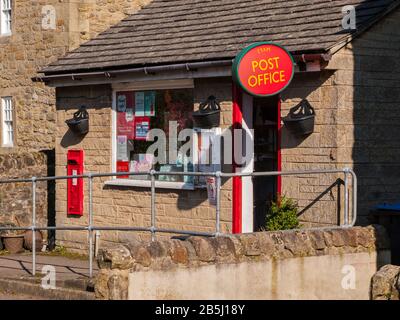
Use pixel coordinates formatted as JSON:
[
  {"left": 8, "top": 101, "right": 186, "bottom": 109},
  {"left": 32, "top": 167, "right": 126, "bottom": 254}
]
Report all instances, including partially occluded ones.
[{"left": 233, "top": 42, "right": 295, "bottom": 97}]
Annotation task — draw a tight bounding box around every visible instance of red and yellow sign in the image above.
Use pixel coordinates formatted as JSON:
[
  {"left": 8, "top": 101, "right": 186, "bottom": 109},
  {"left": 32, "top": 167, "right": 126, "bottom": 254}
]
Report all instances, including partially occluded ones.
[{"left": 233, "top": 42, "right": 295, "bottom": 97}]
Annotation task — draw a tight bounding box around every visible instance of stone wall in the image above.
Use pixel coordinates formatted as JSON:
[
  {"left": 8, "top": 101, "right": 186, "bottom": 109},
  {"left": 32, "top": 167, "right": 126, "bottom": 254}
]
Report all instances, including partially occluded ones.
[
  {"left": 371, "top": 264, "right": 400, "bottom": 300},
  {"left": 94, "top": 225, "right": 390, "bottom": 300},
  {"left": 0, "top": 0, "right": 150, "bottom": 153},
  {"left": 0, "top": 0, "right": 151, "bottom": 232},
  {"left": 330, "top": 8, "right": 400, "bottom": 225},
  {"left": 281, "top": 72, "right": 346, "bottom": 228},
  {"left": 54, "top": 79, "right": 233, "bottom": 253},
  {"left": 280, "top": 8, "right": 400, "bottom": 227},
  {"left": 0, "top": 151, "right": 50, "bottom": 230}
]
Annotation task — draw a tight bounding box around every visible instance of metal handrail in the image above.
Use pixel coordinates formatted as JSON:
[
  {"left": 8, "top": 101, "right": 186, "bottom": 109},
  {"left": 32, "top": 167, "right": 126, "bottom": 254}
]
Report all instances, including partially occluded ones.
[{"left": 0, "top": 168, "right": 357, "bottom": 278}]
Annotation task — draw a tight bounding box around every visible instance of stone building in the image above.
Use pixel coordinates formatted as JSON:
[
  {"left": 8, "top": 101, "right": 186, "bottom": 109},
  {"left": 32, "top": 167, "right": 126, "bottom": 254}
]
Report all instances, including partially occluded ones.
[
  {"left": 36, "top": 0, "right": 400, "bottom": 252},
  {"left": 0, "top": 0, "right": 150, "bottom": 240}
]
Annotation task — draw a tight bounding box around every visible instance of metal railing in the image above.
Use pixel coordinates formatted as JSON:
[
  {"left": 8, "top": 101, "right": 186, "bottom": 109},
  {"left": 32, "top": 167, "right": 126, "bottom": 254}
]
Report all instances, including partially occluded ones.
[{"left": 0, "top": 168, "right": 357, "bottom": 278}]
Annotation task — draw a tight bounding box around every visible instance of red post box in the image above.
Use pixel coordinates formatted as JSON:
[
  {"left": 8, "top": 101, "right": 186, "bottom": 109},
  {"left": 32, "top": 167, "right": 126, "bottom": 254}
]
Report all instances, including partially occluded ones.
[{"left": 67, "top": 150, "right": 84, "bottom": 216}]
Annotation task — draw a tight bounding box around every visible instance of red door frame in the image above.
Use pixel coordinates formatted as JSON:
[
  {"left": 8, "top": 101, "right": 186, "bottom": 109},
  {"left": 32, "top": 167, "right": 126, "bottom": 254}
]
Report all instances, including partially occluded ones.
[
  {"left": 277, "top": 97, "right": 282, "bottom": 195},
  {"left": 232, "top": 83, "right": 243, "bottom": 234},
  {"left": 232, "top": 85, "right": 282, "bottom": 234}
]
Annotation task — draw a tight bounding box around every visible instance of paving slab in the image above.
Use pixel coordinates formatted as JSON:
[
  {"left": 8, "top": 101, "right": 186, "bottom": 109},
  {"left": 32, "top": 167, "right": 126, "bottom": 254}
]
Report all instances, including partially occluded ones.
[{"left": 0, "top": 253, "right": 98, "bottom": 280}]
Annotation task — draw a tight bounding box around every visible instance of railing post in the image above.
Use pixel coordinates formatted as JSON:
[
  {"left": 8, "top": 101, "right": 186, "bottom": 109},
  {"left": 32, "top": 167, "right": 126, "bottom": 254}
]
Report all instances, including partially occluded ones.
[
  {"left": 349, "top": 169, "right": 358, "bottom": 227},
  {"left": 31, "top": 177, "right": 37, "bottom": 277},
  {"left": 88, "top": 174, "right": 94, "bottom": 278},
  {"left": 215, "top": 171, "right": 222, "bottom": 236},
  {"left": 150, "top": 170, "right": 156, "bottom": 242},
  {"left": 344, "top": 168, "right": 350, "bottom": 227}
]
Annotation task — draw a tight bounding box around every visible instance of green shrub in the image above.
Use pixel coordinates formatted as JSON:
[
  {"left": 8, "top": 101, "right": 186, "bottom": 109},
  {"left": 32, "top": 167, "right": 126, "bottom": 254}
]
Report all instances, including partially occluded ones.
[{"left": 265, "top": 195, "right": 300, "bottom": 231}]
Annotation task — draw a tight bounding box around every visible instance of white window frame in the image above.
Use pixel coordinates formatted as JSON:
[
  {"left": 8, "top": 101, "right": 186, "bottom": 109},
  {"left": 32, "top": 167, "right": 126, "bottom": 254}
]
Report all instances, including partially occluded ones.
[
  {"left": 108, "top": 79, "right": 197, "bottom": 190},
  {"left": 0, "top": 0, "right": 12, "bottom": 36},
  {"left": 1, "top": 96, "right": 14, "bottom": 147}
]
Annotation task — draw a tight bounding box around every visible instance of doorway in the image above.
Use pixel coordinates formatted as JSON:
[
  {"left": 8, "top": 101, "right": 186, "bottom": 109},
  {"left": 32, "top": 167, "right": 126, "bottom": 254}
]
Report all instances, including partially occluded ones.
[{"left": 252, "top": 96, "right": 280, "bottom": 231}]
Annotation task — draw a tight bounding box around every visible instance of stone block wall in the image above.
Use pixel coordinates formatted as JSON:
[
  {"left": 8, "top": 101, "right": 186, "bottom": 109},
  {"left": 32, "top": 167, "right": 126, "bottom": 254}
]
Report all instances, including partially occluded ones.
[
  {"left": 54, "top": 79, "right": 233, "bottom": 253},
  {"left": 280, "top": 71, "right": 346, "bottom": 228},
  {"left": 371, "top": 264, "right": 400, "bottom": 300},
  {"left": 0, "top": 0, "right": 152, "bottom": 232},
  {"left": 95, "top": 225, "right": 390, "bottom": 300},
  {"left": 280, "top": 8, "right": 400, "bottom": 227},
  {"left": 0, "top": 151, "right": 50, "bottom": 230},
  {"left": 330, "top": 8, "right": 400, "bottom": 225}
]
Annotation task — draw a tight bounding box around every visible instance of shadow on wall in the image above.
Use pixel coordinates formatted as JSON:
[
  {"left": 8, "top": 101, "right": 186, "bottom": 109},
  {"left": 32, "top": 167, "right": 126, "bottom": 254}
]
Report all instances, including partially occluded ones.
[
  {"left": 280, "top": 71, "right": 334, "bottom": 149},
  {"left": 350, "top": 4, "right": 400, "bottom": 226},
  {"left": 56, "top": 85, "right": 111, "bottom": 148},
  {"left": 280, "top": 70, "right": 343, "bottom": 227}
]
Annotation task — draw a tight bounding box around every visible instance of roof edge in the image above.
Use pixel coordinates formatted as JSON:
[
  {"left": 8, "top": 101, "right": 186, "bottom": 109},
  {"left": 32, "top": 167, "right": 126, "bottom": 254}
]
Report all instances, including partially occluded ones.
[{"left": 327, "top": 0, "right": 400, "bottom": 55}]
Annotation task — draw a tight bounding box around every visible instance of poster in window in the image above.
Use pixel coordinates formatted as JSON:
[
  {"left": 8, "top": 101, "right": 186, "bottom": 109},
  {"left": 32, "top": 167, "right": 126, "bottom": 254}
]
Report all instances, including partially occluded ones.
[
  {"left": 117, "top": 91, "right": 134, "bottom": 113},
  {"left": 117, "top": 111, "right": 135, "bottom": 140},
  {"left": 135, "top": 116, "right": 150, "bottom": 141},
  {"left": 117, "top": 135, "right": 128, "bottom": 161},
  {"left": 144, "top": 91, "right": 156, "bottom": 117},
  {"left": 117, "top": 92, "right": 135, "bottom": 139},
  {"left": 116, "top": 160, "right": 130, "bottom": 179},
  {"left": 135, "top": 92, "right": 145, "bottom": 116}
]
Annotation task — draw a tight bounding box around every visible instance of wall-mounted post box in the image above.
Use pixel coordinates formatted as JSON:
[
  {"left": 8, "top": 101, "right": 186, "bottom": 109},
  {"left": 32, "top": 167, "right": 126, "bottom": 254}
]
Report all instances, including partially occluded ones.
[{"left": 67, "top": 150, "right": 84, "bottom": 216}]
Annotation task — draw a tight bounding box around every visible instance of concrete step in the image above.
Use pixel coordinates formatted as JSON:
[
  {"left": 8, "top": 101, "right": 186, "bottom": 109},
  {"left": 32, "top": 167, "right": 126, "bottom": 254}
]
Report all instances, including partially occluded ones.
[{"left": 0, "top": 277, "right": 96, "bottom": 300}]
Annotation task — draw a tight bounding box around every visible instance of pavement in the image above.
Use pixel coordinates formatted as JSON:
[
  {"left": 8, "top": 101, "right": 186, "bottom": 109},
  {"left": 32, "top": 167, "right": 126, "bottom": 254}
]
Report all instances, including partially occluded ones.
[
  {"left": 0, "top": 253, "right": 98, "bottom": 300},
  {"left": 0, "top": 253, "right": 97, "bottom": 280}
]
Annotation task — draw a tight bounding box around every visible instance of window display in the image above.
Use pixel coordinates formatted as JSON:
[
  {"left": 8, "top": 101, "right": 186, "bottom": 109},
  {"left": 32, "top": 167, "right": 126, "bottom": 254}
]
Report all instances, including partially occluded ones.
[{"left": 115, "top": 89, "right": 194, "bottom": 183}]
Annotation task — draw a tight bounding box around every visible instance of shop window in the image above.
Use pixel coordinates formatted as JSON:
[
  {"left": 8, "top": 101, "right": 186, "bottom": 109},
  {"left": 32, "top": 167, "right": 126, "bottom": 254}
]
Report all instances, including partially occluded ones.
[
  {"left": 113, "top": 89, "right": 195, "bottom": 185},
  {"left": 0, "top": 0, "right": 12, "bottom": 35},
  {"left": 1, "top": 96, "right": 14, "bottom": 147}
]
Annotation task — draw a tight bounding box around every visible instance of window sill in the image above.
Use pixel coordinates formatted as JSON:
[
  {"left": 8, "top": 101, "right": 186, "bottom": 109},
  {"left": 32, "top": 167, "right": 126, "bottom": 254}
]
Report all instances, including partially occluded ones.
[{"left": 104, "top": 179, "right": 195, "bottom": 190}]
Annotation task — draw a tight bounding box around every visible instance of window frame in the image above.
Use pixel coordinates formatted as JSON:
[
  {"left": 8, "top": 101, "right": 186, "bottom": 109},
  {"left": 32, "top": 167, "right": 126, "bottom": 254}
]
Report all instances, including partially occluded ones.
[
  {"left": 1, "top": 96, "right": 14, "bottom": 148},
  {"left": 0, "top": 0, "right": 12, "bottom": 36},
  {"left": 108, "top": 80, "right": 197, "bottom": 190}
]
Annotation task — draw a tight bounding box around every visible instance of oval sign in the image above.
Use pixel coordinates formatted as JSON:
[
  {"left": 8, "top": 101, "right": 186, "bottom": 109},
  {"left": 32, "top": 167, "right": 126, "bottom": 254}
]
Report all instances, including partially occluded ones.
[{"left": 233, "top": 42, "right": 295, "bottom": 97}]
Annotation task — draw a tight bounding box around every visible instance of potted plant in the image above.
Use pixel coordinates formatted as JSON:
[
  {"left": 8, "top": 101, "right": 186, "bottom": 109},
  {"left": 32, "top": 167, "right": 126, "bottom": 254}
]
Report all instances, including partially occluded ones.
[
  {"left": 265, "top": 195, "right": 300, "bottom": 231},
  {"left": 282, "top": 99, "right": 315, "bottom": 136}
]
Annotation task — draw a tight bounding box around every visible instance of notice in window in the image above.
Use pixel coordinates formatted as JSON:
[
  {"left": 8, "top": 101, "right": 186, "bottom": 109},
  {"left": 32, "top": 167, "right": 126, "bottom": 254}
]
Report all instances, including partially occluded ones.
[
  {"left": 117, "top": 91, "right": 134, "bottom": 112},
  {"left": 117, "top": 135, "right": 128, "bottom": 161},
  {"left": 144, "top": 91, "right": 156, "bottom": 117},
  {"left": 135, "top": 116, "right": 150, "bottom": 140},
  {"left": 117, "top": 92, "right": 135, "bottom": 139},
  {"left": 116, "top": 160, "right": 130, "bottom": 179},
  {"left": 135, "top": 92, "right": 145, "bottom": 116}
]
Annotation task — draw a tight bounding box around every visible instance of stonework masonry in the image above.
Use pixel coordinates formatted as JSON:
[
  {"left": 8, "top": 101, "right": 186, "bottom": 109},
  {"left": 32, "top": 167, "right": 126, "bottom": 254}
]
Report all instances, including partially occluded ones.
[
  {"left": 280, "top": 8, "right": 400, "bottom": 226},
  {"left": 95, "top": 225, "right": 390, "bottom": 300},
  {"left": 54, "top": 79, "right": 233, "bottom": 252},
  {"left": 0, "top": 1, "right": 151, "bottom": 228}
]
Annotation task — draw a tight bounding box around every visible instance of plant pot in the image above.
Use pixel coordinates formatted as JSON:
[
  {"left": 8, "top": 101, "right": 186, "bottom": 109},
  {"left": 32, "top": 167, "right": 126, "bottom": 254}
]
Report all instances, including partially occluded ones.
[
  {"left": 2, "top": 235, "right": 24, "bottom": 254},
  {"left": 283, "top": 114, "right": 315, "bottom": 136},
  {"left": 65, "top": 106, "right": 89, "bottom": 135},
  {"left": 192, "top": 96, "right": 221, "bottom": 129},
  {"left": 282, "top": 99, "right": 315, "bottom": 136},
  {"left": 193, "top": 110, "right": 220, "bottom": 129},
  {"left": 23, "top": 230, "right": 43, "bottom": 251},
  {"left": 66, "top": 118, "right": 89, "bottom": 135}
]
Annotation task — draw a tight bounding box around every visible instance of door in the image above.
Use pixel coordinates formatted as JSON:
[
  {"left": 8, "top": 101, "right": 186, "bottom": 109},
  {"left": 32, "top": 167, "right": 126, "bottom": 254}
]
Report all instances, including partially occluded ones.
[{"left": 253, "top": 96, "right": 280, "bottom": 231}]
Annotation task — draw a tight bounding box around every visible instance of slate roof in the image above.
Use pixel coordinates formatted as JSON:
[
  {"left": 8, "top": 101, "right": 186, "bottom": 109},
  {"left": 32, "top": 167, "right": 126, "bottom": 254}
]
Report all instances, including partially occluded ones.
[{"left": 42, "top": 0, "right": 400, "bottom": 74}]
